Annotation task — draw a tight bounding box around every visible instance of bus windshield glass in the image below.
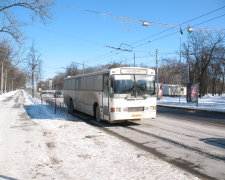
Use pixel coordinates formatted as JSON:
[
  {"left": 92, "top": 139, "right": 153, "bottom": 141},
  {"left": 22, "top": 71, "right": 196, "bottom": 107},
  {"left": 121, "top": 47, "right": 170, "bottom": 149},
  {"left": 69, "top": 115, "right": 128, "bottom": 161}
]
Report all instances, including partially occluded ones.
[{"left": 110, "top": 75, "right": 155, "bottom": 98}]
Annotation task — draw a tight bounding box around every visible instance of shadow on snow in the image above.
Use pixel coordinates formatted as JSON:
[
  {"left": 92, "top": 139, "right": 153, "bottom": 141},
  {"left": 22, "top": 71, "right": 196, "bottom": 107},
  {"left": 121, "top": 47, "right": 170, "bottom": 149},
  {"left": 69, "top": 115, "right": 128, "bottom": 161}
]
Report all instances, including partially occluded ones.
[
  {"left": 23, "top": 104, "right": 81, "bottom": 121},
  {"left": 200, "top": 138, "right": 225, "bottom": 149},
  {"left": 23, "top": 104, "right": 140, "bottom": 127},
  {"left": 0, "top": 175, "right": 18, "bottom": 180}
]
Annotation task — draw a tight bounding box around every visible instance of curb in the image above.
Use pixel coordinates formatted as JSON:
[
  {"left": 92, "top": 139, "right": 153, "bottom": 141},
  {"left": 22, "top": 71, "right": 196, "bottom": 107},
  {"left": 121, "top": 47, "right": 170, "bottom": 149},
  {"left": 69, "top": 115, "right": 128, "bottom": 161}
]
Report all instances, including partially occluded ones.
[{"left": 157, "top": 104, "right": 225, "bottom": 115}]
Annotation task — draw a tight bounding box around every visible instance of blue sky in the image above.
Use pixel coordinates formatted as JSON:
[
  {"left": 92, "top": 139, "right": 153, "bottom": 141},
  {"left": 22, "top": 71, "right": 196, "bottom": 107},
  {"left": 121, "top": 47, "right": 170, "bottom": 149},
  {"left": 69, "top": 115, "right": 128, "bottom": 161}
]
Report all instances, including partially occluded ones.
[{"left": 15, "top": 0, "right": 225, "bottom": 79}]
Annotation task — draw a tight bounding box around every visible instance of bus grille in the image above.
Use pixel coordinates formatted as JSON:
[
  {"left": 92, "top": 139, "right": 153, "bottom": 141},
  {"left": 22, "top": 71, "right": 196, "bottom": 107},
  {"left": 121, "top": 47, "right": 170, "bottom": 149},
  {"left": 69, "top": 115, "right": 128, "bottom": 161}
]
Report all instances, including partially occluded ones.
[{"left": 128, "top": 107, "right": 144, "bottom": 112}]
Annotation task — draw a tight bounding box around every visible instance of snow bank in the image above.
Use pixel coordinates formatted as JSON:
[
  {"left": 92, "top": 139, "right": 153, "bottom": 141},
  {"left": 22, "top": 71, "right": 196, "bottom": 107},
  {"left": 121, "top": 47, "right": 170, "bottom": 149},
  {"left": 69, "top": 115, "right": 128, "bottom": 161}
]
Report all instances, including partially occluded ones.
[{"left": 158, "top": 95, "right": 225, "bottom": 113}]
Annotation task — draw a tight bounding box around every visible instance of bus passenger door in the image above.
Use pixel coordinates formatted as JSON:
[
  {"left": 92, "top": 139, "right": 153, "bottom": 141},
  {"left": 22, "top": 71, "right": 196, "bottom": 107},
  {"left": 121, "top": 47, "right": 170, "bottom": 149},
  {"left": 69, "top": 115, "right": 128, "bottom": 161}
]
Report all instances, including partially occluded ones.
[{"left": 103, "top": 75, "right": 109, "bottom": 121}]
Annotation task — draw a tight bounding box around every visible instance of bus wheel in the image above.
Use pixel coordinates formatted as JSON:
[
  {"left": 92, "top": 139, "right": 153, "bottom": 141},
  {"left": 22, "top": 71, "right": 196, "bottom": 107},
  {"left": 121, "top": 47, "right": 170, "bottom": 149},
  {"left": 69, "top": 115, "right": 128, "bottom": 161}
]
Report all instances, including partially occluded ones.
[
  {"left": 69, "top": 99, "right": 74, "bottom": 112},
  {"left": 95, "top": 105, "right": 101, "bottom": 122}
]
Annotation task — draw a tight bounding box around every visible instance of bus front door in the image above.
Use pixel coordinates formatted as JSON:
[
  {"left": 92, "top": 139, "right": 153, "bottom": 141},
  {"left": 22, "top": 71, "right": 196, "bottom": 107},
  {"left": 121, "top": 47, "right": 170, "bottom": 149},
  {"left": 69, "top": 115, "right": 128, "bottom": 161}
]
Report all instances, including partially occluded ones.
[{"left": 103, "top": 75, "right": 109, "bottom": 121}]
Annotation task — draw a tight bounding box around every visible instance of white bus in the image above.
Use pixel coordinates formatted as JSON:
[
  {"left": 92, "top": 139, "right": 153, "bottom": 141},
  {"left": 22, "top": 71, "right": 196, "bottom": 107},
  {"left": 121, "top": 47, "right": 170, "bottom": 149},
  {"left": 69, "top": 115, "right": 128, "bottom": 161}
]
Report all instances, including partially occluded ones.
[{"left": 63, "top": 67, "right": 156, "bottom": 123}]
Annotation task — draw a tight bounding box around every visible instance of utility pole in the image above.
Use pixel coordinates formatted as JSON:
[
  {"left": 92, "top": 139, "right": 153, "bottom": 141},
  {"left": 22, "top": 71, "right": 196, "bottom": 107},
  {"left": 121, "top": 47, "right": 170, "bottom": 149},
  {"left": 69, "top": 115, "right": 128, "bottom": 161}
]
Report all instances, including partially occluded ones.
[
  {"left": 82, "top": 60, "right": 84, "bottom": 74},
  {"left": 156, "top": 49, "right": 159, "bottom": 100},
  {"left": 187, "top": 33, "right": 190, "bottom": 84},
  {"left": 179, "top": 31, "right": 182, "bottom": 103},
  {"left": 133, "top": 52, "right": 136, "bottom": 67}
]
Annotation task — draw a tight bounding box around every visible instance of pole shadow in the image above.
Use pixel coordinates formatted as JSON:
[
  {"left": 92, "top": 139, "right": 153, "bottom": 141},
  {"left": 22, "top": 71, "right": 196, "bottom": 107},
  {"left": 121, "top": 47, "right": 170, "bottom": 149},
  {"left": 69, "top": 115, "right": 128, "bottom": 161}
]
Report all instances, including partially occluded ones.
[
  {"left": 200, "top": 138, "right": 225, "bottom": 149},
  {"left": 0, "top": 175, "right": 18, "bottom": 180}
]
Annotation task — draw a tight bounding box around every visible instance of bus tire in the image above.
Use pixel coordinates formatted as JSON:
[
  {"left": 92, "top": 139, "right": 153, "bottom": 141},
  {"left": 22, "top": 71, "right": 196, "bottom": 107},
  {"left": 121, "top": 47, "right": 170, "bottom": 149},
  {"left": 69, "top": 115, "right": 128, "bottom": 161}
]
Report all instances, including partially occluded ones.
[{"left": 95, "top": 105, "right": 101, "bottom": 122}]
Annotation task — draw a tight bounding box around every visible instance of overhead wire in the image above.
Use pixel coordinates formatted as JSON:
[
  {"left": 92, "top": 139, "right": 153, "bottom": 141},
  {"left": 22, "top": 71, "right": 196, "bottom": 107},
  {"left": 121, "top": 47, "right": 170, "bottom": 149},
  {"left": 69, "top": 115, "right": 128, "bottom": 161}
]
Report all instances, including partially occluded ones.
[
  {"left": 31, "top": 25, "right": 106, "bottom": 47},
  {"left": 55, "top": 3, "right": 225, "bottom": 31},
  {"left": 134, "top": 12, "right": 225, "bottom": 49},
  {"left": 95, "top": 10, "right": 225, "bottom": 63},
  {"left": 85, "top": 12, "right": 225, "bottom": 64},
  {"left": 130, "top": 5, "right": 225, "bottom": 46},
  {"left": 52, "top": 2, "right": 225, "bottom": 65},
  {"left": 84, "top": 5, "right": 225, "bottom": 64}
]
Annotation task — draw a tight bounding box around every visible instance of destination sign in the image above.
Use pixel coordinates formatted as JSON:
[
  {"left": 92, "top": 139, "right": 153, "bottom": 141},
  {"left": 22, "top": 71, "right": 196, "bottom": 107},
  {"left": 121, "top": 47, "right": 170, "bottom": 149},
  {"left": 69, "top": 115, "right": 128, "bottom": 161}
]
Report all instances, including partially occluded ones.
[{"left": 120, "top": 68, "right": 148, "bottom": 75}]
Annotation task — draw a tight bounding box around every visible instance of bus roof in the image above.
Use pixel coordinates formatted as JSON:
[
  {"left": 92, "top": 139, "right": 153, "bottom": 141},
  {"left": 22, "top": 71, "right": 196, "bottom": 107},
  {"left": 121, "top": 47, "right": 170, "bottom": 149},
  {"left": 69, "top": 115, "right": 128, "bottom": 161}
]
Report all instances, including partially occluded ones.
[
  {"left": 64, "top": 67, "right": 155, "bottom": 80},
  {"left": 64, "top": 69, "right": 109, "bottom": 80}
]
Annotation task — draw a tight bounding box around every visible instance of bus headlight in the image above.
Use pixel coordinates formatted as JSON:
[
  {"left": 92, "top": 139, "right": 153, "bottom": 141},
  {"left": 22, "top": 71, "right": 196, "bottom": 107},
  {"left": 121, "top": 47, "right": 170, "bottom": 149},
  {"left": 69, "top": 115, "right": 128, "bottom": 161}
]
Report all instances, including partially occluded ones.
[
  {"left": 116, "top": 108, "right": 121, "bottom": 112},
  {"left": 123, "top": 107, "right": 128, "bottom": 112},
  {"left": 144, "top": 107, "right": 149, "bottom": 111}
]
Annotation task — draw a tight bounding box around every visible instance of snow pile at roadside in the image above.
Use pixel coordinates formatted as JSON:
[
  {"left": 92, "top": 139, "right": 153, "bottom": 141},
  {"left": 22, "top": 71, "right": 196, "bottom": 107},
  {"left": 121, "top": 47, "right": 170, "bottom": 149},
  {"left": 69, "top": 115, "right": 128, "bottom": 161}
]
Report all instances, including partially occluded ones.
[
  {"left": 158, "top": 95, "right": 225, "bottom": 113},
  {"left": 25, "top": 91, "right": 42, "bottom": 105},
  {"left": 0, "top": 90, "right": 18, "bottom": 100},
  {"left": 0, "top": 90, "right": 199, "bottom": 179}
]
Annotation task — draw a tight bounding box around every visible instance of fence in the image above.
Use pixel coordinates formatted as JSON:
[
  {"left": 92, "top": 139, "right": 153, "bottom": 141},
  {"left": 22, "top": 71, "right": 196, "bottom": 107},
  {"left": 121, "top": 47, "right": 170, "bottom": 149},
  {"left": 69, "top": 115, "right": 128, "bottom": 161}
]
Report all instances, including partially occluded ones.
[
  {"left": 45, "top": 97, "right": 68, "bottom": 115},
  {"left": 27, "top": 90, "right": 69, "bottom": 115}
]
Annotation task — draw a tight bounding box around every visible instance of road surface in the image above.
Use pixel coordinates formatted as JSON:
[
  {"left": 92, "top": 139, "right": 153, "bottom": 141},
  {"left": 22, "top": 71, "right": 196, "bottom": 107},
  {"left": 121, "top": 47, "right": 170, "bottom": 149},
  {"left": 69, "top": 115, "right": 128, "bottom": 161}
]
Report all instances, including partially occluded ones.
[
  {"left": 0, "top": 90, "right": 199, "bottom": 180},
  {"left": 72, "top": 106, "right": 225, "bottom": 180},
  {"left": 157, "top": 106, "right": 225, "bottom": 126}
]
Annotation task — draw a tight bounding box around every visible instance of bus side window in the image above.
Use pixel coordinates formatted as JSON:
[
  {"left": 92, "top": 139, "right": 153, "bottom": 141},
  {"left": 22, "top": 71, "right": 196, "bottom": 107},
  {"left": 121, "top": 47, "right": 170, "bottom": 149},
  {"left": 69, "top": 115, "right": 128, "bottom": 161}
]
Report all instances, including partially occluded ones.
[
  {"left": 63, "top": 80, "right": 67, "bottom": 90},
  {"left": 75, "top": 79, "right": 77, "bottom": 90},
  {"left": 87, "top": 76, "right": 95, "bottom": 91},
  {"left": 72, "top": 79, "right": 75, "bottom": 89},
  {"left": 78, "top": 78, "right": 81, "bottom": 90},
  {"left": 94, "top": 75, "right": 103, "bottom": 91}
]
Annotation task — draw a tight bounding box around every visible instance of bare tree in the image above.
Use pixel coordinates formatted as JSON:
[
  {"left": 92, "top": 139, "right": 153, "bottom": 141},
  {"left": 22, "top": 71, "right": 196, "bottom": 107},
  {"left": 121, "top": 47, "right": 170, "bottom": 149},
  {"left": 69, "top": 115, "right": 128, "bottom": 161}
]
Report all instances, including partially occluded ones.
[
  {"left": 183, "top": 31, "right": 225, "bottom": 97},
  {"left": 66, "top": 62, "right": 81, "bottom": 76},
  {"left": 0, "top": 0, "right": 52, "bottom": 93},
  {"left": 26, "top": 42, "right": 42, "bottom": 97},
  {"left": 53, "top": 73, "right": 65, "bottom": 90},
  {"left": 37, "top": 80, "right": 51, "bottom": 90},
  {"left": 0, "top": 0, "right": 53, "bottom": 41},
  {"left": 0, "top": 41, "right": 11, "bottom": 93},
  {"left": 0, "top": 40, "right": 27, "bottom": 92},
  {"left": 9, "top": 67, "right": 27, "bottom": 90}
]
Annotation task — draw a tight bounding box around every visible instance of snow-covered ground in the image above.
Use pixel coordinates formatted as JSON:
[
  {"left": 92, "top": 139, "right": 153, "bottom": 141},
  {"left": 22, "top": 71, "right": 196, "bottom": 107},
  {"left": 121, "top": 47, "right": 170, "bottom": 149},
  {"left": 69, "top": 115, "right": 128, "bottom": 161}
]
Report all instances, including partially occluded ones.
[
  {"left": 0, "top": 90, "right": 199, "bottom": 180},
  {"left": 157, "top": 95, "right": 225, "bottom": 113}
]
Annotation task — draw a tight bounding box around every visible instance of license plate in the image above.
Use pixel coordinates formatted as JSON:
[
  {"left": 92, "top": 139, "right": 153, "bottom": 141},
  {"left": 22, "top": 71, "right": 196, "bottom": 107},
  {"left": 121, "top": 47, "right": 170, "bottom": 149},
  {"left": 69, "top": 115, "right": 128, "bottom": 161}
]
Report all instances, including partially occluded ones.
[{"left": 132, "top": 114, "right": 142, "bottom": 117}]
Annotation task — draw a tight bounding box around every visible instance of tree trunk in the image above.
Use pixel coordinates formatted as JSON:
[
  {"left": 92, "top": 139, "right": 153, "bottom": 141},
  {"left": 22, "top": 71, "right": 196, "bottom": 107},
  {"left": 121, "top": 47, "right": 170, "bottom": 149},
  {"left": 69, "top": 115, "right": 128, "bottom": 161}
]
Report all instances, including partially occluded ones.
[
  {"left": 1, "top": 61, "right": 4, "bottom": 94},
  {"left": 4, "top": 69, "right": 7, "bottom": 93}
]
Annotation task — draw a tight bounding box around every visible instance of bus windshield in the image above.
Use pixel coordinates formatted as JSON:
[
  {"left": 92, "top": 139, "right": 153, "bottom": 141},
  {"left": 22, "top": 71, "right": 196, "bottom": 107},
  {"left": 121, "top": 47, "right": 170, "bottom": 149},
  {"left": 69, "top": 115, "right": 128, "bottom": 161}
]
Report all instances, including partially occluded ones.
[{"left": 110, "top": 75, "right": 155, "bottom": 98}]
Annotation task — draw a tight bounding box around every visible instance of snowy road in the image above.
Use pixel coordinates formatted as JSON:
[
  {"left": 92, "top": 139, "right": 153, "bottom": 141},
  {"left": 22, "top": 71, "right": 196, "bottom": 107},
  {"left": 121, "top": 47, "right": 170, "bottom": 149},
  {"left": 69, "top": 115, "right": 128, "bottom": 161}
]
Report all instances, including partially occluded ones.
[
  {"left": 70, "top": 106, "right": 225, "bottom": 179},
  {"left": 94, "top": 117, "right": 225, "bottom": 180},
  {"left": 157, "top": 106, "right": 225, "bottom": 126},
  {"left": 0, "top": 90, "right": 200, "bottom": 180}
]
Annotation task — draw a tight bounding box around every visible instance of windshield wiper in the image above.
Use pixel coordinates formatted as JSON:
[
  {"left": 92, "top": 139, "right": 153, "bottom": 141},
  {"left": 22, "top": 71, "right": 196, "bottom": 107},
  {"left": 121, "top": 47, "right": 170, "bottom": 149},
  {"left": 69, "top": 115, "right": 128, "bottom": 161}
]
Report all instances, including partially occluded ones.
[{"left": 130, "top": 86, "right": 148, "bottom": 99}]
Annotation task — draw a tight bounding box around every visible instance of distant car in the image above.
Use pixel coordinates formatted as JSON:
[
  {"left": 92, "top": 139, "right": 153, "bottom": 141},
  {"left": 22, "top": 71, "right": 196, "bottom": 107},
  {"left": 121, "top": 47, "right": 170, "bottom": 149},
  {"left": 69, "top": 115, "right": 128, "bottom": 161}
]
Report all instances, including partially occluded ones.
[
  {"left": 54, "top": 91, "right": 63, "bottom": 98},
  {"left": 41, "top": 91, "right": 49, "bottom": 97},
  {"left": 41, "top": 91, "right": 54, "bottom": 98}
]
